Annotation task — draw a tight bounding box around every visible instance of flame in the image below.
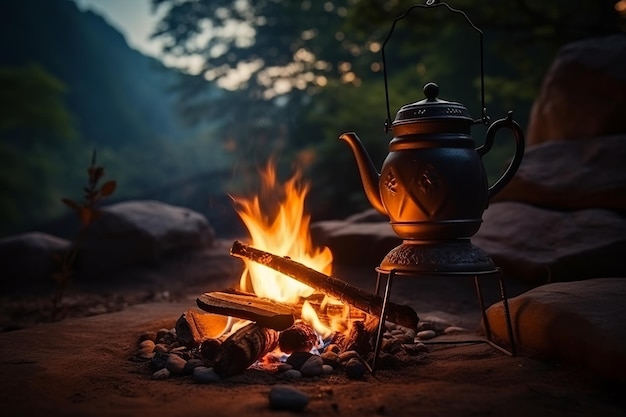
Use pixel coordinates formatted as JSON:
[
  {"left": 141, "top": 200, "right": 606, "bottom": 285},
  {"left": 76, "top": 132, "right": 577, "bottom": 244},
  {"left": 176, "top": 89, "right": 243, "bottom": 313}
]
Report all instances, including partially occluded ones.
[{"left": 232, "top": 162, "right": 333, "bottom": 306}]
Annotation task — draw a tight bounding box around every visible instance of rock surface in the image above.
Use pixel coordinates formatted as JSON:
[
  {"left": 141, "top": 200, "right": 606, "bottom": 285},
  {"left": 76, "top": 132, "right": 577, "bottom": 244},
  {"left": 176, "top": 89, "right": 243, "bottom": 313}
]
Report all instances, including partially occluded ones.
[
  {"left": 526, "top": 34, "right": 626, "bottom": 145},
  {"left": 485, "top": 278, "right": 626, "bottom": 382},
  {"left": 492, "top": 135, "right": 626, "bottom": 212},
  {"left": 0, "top": 232, "right": 70, "bottom": 290},
  {"left": 472, "top": 202, "right": 626, "bottom": 283}
]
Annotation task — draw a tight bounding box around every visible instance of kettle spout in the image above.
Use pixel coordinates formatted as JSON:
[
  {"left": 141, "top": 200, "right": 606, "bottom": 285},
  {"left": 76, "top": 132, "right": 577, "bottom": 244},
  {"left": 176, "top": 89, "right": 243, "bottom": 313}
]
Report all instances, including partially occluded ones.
[{"left": 339, "top": 132, "right": 386, "bottom": 216}]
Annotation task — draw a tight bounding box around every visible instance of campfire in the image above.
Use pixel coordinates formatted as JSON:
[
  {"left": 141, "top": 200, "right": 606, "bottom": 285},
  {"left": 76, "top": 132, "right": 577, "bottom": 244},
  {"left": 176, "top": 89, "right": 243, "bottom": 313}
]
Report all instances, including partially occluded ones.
[{"left": 136, "top": 163, "right": 422, "bottom": 381}]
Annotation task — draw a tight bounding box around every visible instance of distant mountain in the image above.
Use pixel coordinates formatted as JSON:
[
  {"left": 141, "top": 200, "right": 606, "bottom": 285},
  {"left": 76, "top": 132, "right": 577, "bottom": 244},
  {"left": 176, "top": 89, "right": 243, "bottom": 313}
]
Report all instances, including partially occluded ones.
[{"left": 0, "top": 0, "right": 215, "bottom": 147}]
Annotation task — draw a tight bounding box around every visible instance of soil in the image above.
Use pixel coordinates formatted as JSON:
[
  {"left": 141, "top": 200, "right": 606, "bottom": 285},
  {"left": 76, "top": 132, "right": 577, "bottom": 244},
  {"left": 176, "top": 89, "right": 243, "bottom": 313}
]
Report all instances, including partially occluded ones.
[{"left": 0, "top": 239, "right": 624, "bottom": 417}]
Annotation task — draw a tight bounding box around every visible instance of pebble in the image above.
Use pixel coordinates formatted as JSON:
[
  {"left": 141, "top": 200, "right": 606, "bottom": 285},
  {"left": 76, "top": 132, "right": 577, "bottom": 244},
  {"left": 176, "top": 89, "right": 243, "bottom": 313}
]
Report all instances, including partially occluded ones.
[
  {"left": 282, "top": 369, "right": 302, "bottom": 379},
  {"left": 402, "top": 342, "right": 430, "bottom": 355},
  {"left": 322, "top": 364, "right": 334, "bottom": 375},
  {"left": 300, "top": 355, "right": 324, "bottom": 377},
  {"left": 286, "top": 351, "right": 313, "bottom": 370},
  {"left": 150, "top": 352, "right": 169, "bottom": 371},
  {"left": 193, "top": 366, "right": 221, "bottom": 383},
  {"left": 136, "top": 346, "right": 155, "bottom": 360},
  {"left": 153, "top": 343, "right": 169, "bottom": 354},
  {"left": 166, "top": 353, "right": 187, "bottom": 374},
  {"left": 320, "top": 351, "right": 340, "bottom": 368},
  {"left": 392, "top": 334, "right": 414, "bottom": 344},
  {"left": 416, "top": 330, "right": 437, "bottom": 340},
  {"left": 338, "top": 350, "right": 359, "bottom": 363},
  {"left": 268, "top": 385, "right": 309, "bottom": 411},
  {"left": 345, "top": 358, "right": 366, "bottom": 380},
  {"left": 276, "top": 363, "right": 293, "bottom": 373},
  {"left": 151, "top": 368, "right": 170, "bottom": 380},
  {"left": 443, "top": 326, "right": 467, "bottom": 334},
  {"left": 139, "top": 340, "right": 155, "bottom": 350},
  {"left": 183, "top": 359, "right": 204, "bottom": 374}
]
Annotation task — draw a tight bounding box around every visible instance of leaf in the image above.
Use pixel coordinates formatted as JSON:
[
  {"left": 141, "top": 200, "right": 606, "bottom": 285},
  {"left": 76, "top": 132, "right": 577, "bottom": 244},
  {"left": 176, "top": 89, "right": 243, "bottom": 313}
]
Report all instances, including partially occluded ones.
[
  {"left": 99, "top": 180, "right": 117, "bottom": 197},
  {"left": 61, "top": 198, "right": 81, "bottom": 213}
]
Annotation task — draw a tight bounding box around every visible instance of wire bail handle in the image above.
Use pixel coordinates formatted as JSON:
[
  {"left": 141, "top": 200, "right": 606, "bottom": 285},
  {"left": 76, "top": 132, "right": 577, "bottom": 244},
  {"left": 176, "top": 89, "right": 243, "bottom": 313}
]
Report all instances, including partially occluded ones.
[{"left": 382, "top": 0, "right": 488, "bottom": 133}]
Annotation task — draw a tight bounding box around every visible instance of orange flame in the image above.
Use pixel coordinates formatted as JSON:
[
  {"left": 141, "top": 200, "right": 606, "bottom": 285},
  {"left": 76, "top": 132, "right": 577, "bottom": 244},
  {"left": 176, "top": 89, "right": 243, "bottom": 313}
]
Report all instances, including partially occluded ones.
[{"left": 231, "top": 163, "right": 333, "bottom": 307}]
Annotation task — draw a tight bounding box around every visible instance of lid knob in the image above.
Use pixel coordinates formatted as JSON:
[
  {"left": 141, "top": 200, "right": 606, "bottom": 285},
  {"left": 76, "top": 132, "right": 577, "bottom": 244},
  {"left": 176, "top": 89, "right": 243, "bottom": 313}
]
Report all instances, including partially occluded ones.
[{"left": 424, "top": 82, "right": 439, "bottom": 101}]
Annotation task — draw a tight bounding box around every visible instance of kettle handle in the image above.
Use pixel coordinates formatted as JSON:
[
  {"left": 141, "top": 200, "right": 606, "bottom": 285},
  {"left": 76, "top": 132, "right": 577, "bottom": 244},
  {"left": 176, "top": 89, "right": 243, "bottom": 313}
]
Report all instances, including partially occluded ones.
[{"left": 477, "top": 111, "right": 525, "bottom": 200}]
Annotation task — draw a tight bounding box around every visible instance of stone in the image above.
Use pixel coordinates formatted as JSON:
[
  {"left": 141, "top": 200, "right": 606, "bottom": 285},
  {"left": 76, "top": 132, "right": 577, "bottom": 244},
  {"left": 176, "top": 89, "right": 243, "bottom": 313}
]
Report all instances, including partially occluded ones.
[
  {"left": 281, "top": 369, "right": 302, "bottom": 380},
  {"left": 268, "top": 385, "right": 310, "bottom": 411},
  {"left": 299, "top": 355, "right": 324, "bottom": 377},
  {"left": 0, "top": 232, "right": 70, "bottom": 291},
  {"left": 416, "top": 330, "right": 436, "bottom": 341},
  {"left": 492, "top": 135, "right": 626, "bottom": 212},
  {"left": 526, "top": 34, "right": 626, "bottom": 145},
  {"left": 192, "top": 366, "right": 221, "bottom": 384},
  {"left": 345, "top": 358, "right": 366, "bottom": 380},
  {"left": 151, "top": 368, "right": 170, "bottom": 380},
  {"left": 285, "top": 351, "right": 312, "bottom": 370},
  {"left": 485, "top": 278, "right": 626, "bottom": 382},
  {"left": 73, "top": 200, "right": 215, "bottom": 278},
  {"left": 165, "top": 354, "right": 187, "bottom": 375},
  {"left": 310, "top": 219, "right": 400, "bottom": 268},
  {"left": 473, "top": 202, "right": 626, "bottom": 283}
]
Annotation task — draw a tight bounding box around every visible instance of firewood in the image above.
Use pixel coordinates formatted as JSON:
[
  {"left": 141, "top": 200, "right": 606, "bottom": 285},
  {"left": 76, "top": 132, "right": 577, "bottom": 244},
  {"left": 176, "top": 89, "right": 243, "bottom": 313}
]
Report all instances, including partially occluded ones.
[
  {"left": 196, "top": 291, "right": 295, "bottom": 331},
  {"left": 336, "top": 314, "right": 380, "bottom": 355},
  {"left": 175, "top": 309, "right": 230, "bottom": 347},
  {"left": 230, "top": 240, "right": 419, "bottom": 330},
  {"left": 278, "top": 320, "right": 318, "bottom": 354},
  {"left": 213, "top": 322, "right": 279, "bottom": 376},
  {"left": 200, "top": 338, "right": 224, "bottom": 364}
]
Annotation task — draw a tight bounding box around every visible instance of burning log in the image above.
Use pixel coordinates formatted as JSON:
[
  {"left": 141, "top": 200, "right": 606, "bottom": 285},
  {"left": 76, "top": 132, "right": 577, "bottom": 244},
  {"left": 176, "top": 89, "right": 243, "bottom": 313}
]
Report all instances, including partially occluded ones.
[
  {"left": 278, "top": 320, "right": 318, "bottom": 354},
  {"left": 336, "top": 314, "right": 380, "bottom": 355},
  {"left": 213, "top": 322, "right": 279, "bottom": 376},
  {"left": 196, "top": 291, "right": 295, "bottom": 331},
  {"left": 230, "top": 240, "right": 419, "bottom": 330}
]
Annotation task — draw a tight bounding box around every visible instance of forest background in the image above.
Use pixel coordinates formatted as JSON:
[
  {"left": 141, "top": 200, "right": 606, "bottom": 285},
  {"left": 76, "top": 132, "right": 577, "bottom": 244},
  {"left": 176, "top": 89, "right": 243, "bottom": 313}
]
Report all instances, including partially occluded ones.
[{"left": 1, "top": 0, "right": 624, "bottom": 238}]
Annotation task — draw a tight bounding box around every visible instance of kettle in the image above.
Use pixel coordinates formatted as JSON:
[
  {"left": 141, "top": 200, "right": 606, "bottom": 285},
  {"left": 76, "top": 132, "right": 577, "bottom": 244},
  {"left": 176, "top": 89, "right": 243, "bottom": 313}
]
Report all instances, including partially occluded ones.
[
  {"left": 340, "top": 2, "right": 525, "bottom": 242},
  {"left": 340, "top": 82, "right": 524, "bottom": 241}
]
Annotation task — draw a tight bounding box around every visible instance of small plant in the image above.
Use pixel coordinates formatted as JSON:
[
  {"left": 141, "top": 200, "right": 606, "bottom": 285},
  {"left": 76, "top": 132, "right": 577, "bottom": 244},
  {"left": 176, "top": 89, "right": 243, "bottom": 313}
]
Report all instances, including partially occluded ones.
[{"left": 50, "top": 149, "right": 116, "bottom": 319}]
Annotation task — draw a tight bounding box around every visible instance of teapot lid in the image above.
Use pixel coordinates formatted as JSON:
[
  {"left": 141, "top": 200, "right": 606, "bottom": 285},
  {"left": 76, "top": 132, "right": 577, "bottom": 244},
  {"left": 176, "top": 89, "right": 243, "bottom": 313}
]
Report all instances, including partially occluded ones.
[{"left": 391, "top": 83, "right": 473, "bottom": 135}]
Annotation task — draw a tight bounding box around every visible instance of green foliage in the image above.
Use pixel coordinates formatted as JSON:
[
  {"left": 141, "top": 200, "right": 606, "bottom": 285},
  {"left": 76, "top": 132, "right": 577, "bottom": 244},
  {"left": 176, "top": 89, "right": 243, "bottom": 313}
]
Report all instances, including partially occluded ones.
[{"left": 151, "top": 0, "right": 624, "bottom": 220}]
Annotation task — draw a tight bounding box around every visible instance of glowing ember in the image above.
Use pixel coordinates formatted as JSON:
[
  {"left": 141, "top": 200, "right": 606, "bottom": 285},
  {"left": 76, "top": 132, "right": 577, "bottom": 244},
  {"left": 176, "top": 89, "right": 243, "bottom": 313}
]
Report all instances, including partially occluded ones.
[{"left": 231, "top": 162, "right": 340, "bottom": 334}]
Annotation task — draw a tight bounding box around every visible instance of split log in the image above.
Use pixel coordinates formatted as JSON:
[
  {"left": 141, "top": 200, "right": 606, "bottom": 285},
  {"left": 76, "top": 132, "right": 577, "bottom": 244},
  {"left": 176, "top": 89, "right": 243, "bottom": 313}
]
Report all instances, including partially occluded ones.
[
  {"left": 175, "top": 309, "right": 230, "bottom": 347},
  {"left": 278, "top": 320, "right": 318, "bottom": 354},
  {"left": 230, "top": 240, "right": 419, "bottom": 330},
  {"left": 213, "top": 322, "right": 279, "bottom": 376},
  {"left": 196, "top": 291, "right": 295, "bottom": 331}
]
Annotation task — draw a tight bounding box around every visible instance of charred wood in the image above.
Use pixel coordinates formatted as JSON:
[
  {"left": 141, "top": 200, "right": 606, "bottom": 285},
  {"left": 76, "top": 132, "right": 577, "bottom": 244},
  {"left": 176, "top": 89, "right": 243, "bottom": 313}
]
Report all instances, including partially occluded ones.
[
  {"left": 213, "top": 323, "right": 279, "bottom": 376},
  {"left": 230, "top": 240, "right": 419, "bottom": 330},
  {"left": 196, "top": 291, "right": 295, "bottom": 331},
  {"left": 278, "top": 320, "right": 318, "bottom": 354}
]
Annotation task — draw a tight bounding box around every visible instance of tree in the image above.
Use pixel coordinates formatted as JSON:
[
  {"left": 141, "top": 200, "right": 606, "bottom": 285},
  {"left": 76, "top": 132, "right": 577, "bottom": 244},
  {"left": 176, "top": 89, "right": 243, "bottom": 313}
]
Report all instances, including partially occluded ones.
[
  {"left": 0, "top": 65, "right": 78, "bottom": 235},
  {"left": 151, "top": 0, "right": 625, "bottom": 219}
]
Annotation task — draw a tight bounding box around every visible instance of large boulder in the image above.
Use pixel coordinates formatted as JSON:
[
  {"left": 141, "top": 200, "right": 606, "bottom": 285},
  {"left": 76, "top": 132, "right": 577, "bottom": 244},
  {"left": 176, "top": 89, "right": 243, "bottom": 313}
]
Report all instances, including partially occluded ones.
[
  {"left": 74, "top": 200, "right": 215, "bottom": 277},
  {"left": 312, "top": 202, "right": 626, "bottom": 284},
  {"left": 526, "top": 34, "right": 626, "bottom": 145},
  {"left": 492, "top": 135, "right": 626, "bottom": 212},
  {"left": 311, "top": 209, "right": 400, "bottom": 269},
  {"left": 485, "top": 278, "right": 626, "bottom": 382},
  {"left": 0, "top": 232, "right": 70, "bottom": 291},
  {"left": 473, "top": 202, "right": 626, "bottom": 283}
]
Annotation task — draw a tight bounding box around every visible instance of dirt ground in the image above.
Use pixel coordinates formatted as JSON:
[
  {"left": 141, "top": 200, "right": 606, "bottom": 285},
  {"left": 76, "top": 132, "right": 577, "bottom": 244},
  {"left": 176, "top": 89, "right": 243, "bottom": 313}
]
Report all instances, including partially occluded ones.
[{"left": 0, "top": 240, "right": 624, "bottom": 417}]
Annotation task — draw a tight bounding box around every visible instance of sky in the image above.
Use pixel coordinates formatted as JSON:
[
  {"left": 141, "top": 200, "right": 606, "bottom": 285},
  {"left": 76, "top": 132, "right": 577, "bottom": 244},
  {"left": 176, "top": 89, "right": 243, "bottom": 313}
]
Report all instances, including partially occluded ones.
[{"left": 73, "top": 0, "right": 204, "bottom": 72}]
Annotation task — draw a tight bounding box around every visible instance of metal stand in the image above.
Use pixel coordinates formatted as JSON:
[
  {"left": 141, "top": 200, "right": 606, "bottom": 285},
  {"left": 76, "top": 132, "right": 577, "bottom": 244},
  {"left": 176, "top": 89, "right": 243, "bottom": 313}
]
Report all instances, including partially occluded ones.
[{"left": 370, "top": 267, "right": 517, "bottom": 373}]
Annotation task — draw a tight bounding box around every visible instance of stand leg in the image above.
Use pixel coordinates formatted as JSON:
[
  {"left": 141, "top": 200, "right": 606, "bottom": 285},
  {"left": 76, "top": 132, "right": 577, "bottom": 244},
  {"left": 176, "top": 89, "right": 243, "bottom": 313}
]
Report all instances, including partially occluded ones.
[
  {"left": 372, "top": 269, "right": 395, "bottom": 374},
  {"left": 498, "top": 275, "right": 517, "bottom": 356}
]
